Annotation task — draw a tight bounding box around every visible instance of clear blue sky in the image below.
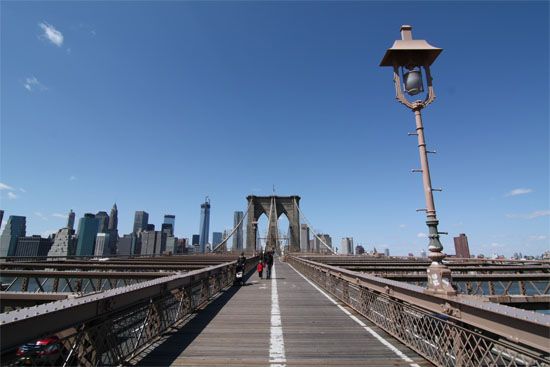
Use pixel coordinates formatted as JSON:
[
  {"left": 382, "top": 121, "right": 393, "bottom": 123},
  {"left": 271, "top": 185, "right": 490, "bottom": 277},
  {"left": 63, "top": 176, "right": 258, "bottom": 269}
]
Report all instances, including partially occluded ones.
[{"left": 1, "top": 1, "right": 548, "bottom": 257}]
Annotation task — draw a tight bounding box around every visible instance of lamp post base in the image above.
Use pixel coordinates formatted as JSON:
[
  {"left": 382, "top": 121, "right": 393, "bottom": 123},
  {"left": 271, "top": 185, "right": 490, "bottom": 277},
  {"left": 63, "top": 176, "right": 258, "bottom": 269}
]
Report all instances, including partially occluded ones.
[{"left": 426, "top": 262, "right": 456, "bottom": 296}]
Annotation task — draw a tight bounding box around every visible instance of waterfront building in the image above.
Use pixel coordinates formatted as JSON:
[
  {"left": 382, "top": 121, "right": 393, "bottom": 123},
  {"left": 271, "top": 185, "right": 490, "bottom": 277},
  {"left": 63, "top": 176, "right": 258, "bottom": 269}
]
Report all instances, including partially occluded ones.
[
  {"left": 107, "top": 204, "right": 119, "bottom": 254},
  {"left": 108, "top": 204, "right": 118, "bottom": 230},
  {"left": 166, "top": 236, "right": 177, "bottom": 254},
  {"left": 116, "top": 233, "right": 138, "bottom": 256},
  {"left": 94, "top": 233, "right": 111, "bottom": 256},
  {"left": 454, "top": 233, "right": 471, "bottom": 259},
  {"left": 232, "top": 211, "right": 244, "bottom": 252},
  {"left": 340, "top": 237, "right": 354, "bottom": 255},
  {"left": 315, "top": 234, "right": 333, "bottom": 254},
  {"left": 133, "top": 211, "right": 149, "bottom": 234},
  {"left": 47, "top": 228, "right": 76, "bottom": 258},
  {"left": 15, "top": 236, "right": 51, "bottom": 258},
  {"left": 212, "top": 232, "right": 223, "bottom": 247},
  {"left": 95, "top": 211, "right": 110, "bottom": 233},
  {"left": 199, "top": 198, "right": 211, "bottom": 253},
  {"left": 163, "top": 215, "right": 175, "bottom": 236},
  {"left": 0, "top": 215, "right": 26, "bottom": 257},
  {"left": 67, "top": 209, "right": 75, "bottom": 230},
  {"left": 140, "top": 231, "right": 167, "bottom": 255},
  {"left": 300, "top": 224, "right": 310, "bottom": 252},
  {"left": 75, "top": 214, "right": 99, "bottom": 256}
]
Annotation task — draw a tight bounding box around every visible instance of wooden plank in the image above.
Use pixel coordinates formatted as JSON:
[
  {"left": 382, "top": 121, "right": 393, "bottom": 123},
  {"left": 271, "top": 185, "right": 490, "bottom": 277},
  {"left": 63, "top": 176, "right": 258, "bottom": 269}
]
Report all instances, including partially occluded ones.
[{"left": 132, "top": 260, "right": 431, "bottom": 366}]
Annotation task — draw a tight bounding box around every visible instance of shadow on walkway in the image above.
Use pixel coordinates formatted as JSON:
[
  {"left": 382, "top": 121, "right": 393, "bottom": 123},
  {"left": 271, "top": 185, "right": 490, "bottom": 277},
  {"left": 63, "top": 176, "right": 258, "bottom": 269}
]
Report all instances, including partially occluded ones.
[{"left": 134, "top": 271, "right": 255, "bottom": 366}]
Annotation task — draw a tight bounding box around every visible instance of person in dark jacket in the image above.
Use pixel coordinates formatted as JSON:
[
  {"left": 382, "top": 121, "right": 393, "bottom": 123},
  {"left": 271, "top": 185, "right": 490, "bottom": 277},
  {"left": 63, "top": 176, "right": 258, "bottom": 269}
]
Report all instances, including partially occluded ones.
[{"left": 265, "top": 251, "right": 274, "bottom": 279}]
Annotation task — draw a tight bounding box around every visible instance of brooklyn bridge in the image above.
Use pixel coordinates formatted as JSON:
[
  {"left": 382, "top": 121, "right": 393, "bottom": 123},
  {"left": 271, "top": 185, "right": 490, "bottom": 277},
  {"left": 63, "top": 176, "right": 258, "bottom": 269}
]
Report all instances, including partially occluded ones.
[{"left": 0, "top": 196, "right": 548, "bottom": 366}]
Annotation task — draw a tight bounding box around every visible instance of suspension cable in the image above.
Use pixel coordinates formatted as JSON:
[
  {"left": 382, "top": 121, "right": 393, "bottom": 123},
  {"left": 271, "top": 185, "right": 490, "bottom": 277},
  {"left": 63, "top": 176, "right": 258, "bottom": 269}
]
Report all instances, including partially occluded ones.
[
  {"left": 212, "top": 200, "right": 251, "bottom": 253},
  {"left": 294, "top": 198, "right": 336, "bottom": 254}
]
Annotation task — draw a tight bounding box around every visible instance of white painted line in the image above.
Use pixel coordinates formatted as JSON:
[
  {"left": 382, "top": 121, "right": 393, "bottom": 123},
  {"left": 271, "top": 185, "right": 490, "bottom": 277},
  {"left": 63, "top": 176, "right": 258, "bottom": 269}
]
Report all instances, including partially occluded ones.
[
  {"left": 287, "top": 263, "right": 421, "bottom": 367},
  {"left": 269, "top": 263, "right": 286, "bottom": 367}
]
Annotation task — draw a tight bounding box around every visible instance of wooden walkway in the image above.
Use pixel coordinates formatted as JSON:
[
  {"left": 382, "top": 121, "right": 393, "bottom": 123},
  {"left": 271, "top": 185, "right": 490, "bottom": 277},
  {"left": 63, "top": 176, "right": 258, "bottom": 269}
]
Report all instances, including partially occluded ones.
[{"left": 133, "top": 259, "right": 431, "bottom": 366}]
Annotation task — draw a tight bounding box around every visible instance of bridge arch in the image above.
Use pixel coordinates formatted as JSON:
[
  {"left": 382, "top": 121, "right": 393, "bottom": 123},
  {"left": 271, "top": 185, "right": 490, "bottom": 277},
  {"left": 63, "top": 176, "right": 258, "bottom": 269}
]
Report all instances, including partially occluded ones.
[{"left": 245, "top": 195, "right": 301, "bottom": 253}]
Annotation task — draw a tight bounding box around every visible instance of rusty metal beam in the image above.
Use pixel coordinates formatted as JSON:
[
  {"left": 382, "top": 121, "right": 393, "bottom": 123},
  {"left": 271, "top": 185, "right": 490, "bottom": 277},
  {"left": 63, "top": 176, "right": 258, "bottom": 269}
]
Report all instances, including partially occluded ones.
[
  {"left": 290, "top": 256, "right": 550, "bottom": 353},
  {"left": 0, "top": 269, "right": 176, "bottom": 279},
  {"left": 0, "top": 259, "right": 255, "bottom": 352}
]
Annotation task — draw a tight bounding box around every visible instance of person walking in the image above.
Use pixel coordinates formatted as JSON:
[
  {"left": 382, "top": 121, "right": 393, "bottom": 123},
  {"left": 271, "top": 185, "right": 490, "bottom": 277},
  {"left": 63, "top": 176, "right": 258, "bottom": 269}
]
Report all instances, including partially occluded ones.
[
  {"left": 257, "top": 261, "right": 264, "bottom": 279},
  {"left": 266, "top": 251, "right": 274, "bottom": 279}
]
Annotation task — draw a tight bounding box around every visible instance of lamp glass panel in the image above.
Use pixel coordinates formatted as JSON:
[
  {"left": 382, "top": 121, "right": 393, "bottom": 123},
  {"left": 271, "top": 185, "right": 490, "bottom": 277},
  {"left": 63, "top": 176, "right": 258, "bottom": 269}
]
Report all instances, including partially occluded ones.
[{"left": 404, "top": 69, "right": 424, "bottom": 96}]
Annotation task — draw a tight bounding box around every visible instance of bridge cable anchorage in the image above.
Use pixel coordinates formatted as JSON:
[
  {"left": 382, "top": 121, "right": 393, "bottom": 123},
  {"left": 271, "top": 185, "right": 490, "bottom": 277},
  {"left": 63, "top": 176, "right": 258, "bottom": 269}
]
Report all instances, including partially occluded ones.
[
  {"left": 294, "top": 198, "right": 336, "bottom": 254},
  {"left": 431, "top": 188, "right": 443, "bottom": 192},
  {"left": 211, "top": 200, "right": 253, "bottom": 253}
]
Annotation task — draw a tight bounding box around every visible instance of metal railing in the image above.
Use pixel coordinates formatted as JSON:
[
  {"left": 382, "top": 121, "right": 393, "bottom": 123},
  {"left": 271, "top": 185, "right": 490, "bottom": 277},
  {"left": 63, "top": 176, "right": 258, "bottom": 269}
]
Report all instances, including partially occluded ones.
[
  {"left": 0, "top": 257, "right": 257, "bottom": 366},
  {"left": 289, "top": 256, "right": 550, "bottom": 367}
]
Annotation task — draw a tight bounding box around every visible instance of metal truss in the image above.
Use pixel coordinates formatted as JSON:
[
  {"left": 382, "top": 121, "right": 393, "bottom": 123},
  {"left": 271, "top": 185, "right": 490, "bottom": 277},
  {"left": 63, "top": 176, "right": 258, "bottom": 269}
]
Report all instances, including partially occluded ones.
[
  {"left": 289, "top": 256, "right": 550, "bottom": 367},
  {"left": 0, "top": 258, "right": 257, "bottom": 366}
]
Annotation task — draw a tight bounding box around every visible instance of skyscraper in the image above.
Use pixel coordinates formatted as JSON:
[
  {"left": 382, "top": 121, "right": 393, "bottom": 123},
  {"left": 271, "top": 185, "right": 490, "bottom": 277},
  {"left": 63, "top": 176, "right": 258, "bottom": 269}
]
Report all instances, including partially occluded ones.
[
  {"left": 199, "top": 197, "right": 211, "bottom": 253},
  {"left": 75, "top": 214, "right": 99, "bottom": 256},
  {"left": 140, "top": 230, "right": 166, "bottom": 255},
  {"left": 15, "top": 235, "right": 52, "bottom": 258},
  {"left": 108, "top": 203, "right": 118, "bottom": 230},
  {"left": 232, "top": 211, "right": 244, "bottom": 252},
  {"left": 163, "top": 215, "right": 175, "bottom": 236},
  {"left": 300, "top": 224, "right": 310, "bottom": 252},
  {"left": 340, "top": 237, "right": 354, "bottom": 255},
  {"left": 116, "top": 233, "right": 137, "bottom": 256},
  {"left": 95, "top": 211, "right": 110, "bottom": 233},
  {"left": 67, "top": 209, "right": 76, "bottom": 230},
  {"left": 0, "top": 210, "right": 4, "bottom": 229},
  {"left": 133, "top": 211, "right": 149, "bottom": 234},
  {"left": 192, "top": 234, "right": 200, "bottom": 253},
  {"left": 108, "top": 203, "right": 119, "bottom": 254},
  {"left": 47, "top": 227, "right": 76, "bottom": 258},
  {"left": 94, "top": 233, "right": 111, "bottom": 257},
  {"left": 212, "top": 232, "right": 223, "bottom": 249},
  {"left": 0, "top": 216, "right": 26, "bottom": 257},
  {"left": 454, "top": 233, "right": 471, "bottom": 259},
  {"left": 315, "top": 234, "right": 332, "bottom": 254}
]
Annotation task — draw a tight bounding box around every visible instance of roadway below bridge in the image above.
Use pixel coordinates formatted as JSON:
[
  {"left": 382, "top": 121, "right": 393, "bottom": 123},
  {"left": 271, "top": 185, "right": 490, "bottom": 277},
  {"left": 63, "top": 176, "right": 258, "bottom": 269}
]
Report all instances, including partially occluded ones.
[{"left": 131, "top": 258, "right": 430, "bottom": 366}]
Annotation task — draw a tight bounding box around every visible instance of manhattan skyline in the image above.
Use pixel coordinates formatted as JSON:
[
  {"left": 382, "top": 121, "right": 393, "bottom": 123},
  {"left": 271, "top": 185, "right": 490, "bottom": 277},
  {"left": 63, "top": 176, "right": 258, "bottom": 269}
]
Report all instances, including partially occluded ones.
[{"left": 1, "top": 1, "right": 548, "bottom": 257}]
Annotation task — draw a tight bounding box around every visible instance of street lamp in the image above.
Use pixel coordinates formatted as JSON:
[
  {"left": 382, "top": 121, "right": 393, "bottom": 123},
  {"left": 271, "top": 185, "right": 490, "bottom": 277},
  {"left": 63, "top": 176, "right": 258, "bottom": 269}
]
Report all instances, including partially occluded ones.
[{"left": 380, "top": 25, "right": 455, "bottom": 295}]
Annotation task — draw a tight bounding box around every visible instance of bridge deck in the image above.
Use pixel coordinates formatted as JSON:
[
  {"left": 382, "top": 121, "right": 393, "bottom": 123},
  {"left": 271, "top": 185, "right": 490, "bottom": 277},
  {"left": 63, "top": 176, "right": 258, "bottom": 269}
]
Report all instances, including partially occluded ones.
[{"left": 132, "top": 259, "right": 431, "bottom": 366}]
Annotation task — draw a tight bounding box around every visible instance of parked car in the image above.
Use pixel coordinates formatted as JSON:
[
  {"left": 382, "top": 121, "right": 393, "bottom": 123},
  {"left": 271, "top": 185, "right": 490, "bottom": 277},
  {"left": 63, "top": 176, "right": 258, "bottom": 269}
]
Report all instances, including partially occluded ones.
[{"left": 16, "top": 336, "right": 62, "bottom": 366}]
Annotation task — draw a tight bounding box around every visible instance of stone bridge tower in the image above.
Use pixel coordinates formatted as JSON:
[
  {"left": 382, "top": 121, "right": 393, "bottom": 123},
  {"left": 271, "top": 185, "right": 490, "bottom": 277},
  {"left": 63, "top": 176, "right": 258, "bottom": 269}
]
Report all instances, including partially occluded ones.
[{"left": 245, "top": 195, "right": 301, "bottom": 254}]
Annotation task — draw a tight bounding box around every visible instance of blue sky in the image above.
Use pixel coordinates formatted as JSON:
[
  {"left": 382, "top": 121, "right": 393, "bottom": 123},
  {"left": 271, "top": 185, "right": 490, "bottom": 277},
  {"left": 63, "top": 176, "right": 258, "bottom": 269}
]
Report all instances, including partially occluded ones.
[{"left": 1, "top": 1, "right": 548, "bottom": 256}]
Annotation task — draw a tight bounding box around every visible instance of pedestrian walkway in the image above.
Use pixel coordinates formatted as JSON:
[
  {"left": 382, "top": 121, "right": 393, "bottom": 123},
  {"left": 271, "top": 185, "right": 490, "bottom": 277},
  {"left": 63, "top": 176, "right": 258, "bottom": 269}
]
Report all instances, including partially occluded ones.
[{"left": 134, "top": 258, "right": 431, "bottom": 366}]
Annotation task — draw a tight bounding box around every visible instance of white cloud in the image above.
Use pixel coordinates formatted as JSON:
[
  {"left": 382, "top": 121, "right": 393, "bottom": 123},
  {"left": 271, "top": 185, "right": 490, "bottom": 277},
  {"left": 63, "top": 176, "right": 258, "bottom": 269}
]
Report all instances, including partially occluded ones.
[
  {"left": 507, "top": 210, "right": 550, "bottom": 219},
  {"left": 23, "top": 76, "right": 47, "bottom": 92},
  {"left": 528, "top": 235, "right": 548, "bottom": 241},
  {"left": 52, "top": 213, "right": 68, "bottom": 219},
  {"left": 0, "top": 182, "right": 14, "bottom": 190},
  {"left": 19, "top": 188, "right": 26, "bottom": 193},
  {"left": 399, "top": 224, "right": 406, "bottom": 228},
  {"left": 417, "top": 232, "right": 427, "bottom": 238},
  {"left": 39, "top": 22, "right": 64, "bottom": 47},
  {"left": 34, "top": 212, "right": 48, "bottom": 221},
  {"left": 7, "top": 192, "right": 18, "bottom": 200},
  {"left": 505, "top": 188, "right": 533, "bottom": 197},
  {"left": 69, "top": 175, "right": 77, "bottom": 181}
]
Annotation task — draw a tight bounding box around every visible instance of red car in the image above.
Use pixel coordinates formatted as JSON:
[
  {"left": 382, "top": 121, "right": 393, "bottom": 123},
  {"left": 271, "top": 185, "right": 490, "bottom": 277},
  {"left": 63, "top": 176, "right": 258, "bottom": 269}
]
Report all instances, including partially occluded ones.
[{"left": 16, "top": 336, "right": 62, "bottom": 366}]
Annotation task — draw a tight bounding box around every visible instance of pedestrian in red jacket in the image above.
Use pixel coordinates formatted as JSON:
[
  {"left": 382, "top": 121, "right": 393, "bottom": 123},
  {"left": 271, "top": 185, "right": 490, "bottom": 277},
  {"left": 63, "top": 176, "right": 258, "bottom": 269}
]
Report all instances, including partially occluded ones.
[{"left": 257, "top": 261, "right": 264, "bottom": 279}]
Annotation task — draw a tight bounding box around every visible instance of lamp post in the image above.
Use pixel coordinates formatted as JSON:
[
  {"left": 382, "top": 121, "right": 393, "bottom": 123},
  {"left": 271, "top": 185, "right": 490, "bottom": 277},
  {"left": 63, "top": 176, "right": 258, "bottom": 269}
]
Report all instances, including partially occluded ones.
[{"left": 380, "top": 25, "right": 455, "bottom": 295}]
